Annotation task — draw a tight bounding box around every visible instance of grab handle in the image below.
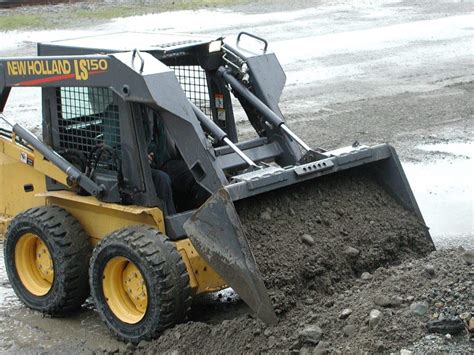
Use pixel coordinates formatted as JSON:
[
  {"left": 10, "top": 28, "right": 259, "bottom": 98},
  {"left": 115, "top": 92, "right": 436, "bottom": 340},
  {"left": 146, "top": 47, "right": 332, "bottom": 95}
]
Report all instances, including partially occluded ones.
[{"left": 237, "top": 32, "right": 268, "bottom": 53}]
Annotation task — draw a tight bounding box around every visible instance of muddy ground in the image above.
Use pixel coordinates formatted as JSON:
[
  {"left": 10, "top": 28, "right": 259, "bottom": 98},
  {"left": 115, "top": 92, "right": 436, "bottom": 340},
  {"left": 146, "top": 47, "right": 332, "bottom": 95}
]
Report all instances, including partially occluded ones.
[{"left": 0, "top": 0, "right": 473, "bottom": 353}]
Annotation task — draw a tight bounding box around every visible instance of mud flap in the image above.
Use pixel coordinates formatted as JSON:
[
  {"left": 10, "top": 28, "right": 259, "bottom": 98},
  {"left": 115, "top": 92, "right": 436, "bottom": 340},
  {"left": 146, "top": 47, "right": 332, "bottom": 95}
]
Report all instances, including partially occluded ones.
[{"left": 183, "top": 188, "right": 277, "bottom": 325}]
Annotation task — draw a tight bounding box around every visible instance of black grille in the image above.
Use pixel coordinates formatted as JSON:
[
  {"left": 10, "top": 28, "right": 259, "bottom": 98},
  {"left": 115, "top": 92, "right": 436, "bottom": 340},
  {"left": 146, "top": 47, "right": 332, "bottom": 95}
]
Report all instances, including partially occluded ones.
[
  {"left": 171, "top": 65, "right": 211, "bottom": 116},
  {"left": 56, "top": 87, "right": 120, "bottom": 154}
]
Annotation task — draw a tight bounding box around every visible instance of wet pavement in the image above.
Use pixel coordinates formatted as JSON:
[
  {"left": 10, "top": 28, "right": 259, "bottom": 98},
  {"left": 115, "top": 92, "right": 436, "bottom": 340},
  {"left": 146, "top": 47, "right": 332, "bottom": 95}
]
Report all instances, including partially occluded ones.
[{"left": 0, "top": 0, "right": 473, "bottom": 352}]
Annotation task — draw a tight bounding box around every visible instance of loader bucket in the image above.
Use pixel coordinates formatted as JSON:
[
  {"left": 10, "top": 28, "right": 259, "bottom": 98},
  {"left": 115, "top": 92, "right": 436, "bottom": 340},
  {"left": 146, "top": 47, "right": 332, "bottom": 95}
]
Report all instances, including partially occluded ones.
[
  {"left": 183, "top": 188, "right": 278, "bottom": 324},
  {"left": 184, "top": 144, "right": 433, "bottom": 323}
]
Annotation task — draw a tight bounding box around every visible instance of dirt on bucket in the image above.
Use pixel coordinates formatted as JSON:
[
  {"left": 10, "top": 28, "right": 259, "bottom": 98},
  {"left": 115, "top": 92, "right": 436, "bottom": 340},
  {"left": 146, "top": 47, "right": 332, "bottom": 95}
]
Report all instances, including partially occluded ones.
[{"left": 142, "top": 169, "right": 438, "bottom": 353}]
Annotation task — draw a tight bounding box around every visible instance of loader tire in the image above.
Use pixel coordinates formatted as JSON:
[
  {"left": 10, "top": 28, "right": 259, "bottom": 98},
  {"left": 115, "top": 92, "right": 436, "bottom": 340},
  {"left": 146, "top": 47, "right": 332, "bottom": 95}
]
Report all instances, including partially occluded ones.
[
  {"left": 89, "top": 225, "right": 192, "bottom": 343},
  {"left": 4, "top": 206, "right": 91, "bottom": 315}
]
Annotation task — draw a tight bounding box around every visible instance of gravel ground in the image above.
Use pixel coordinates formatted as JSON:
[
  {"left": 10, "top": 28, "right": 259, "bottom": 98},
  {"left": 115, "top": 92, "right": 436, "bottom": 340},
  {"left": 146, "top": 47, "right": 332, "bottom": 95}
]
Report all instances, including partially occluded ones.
[{"left": 140, "top": 249, "right": 473, "bottom": 354}]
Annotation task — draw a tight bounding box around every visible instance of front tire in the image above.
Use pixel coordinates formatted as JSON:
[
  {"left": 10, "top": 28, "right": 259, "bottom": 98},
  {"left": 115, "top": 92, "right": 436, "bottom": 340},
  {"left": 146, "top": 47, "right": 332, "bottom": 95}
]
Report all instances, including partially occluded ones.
[
  {"left": 4, "top": 206, "right": 91, "bottom": 315},
  {"left": 89, "top": 225, "right": 191, "bottom": 343}
]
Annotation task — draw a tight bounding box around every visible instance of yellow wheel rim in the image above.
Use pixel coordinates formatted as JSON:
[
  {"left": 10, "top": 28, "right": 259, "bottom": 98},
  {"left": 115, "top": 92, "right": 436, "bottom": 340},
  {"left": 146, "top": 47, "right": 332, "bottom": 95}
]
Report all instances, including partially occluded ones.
[
  {"left": 14, "top": 233, "right": 54, "bottom": 296},
  {"left": 102, "top": 256, "right": 148, "bottom": 324}
]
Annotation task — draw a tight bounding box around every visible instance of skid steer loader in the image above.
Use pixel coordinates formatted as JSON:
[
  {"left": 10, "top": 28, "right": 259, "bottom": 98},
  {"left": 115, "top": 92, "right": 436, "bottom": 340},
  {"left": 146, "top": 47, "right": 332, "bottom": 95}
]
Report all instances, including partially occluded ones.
[{"left": 0, "top": 32, "right": 432, "bottom": 343}]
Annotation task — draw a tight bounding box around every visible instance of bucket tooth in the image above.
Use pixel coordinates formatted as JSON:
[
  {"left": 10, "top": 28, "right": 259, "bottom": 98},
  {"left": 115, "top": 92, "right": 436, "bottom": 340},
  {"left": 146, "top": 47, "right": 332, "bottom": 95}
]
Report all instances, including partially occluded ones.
[{"left": 184, "top": 188, "right": 277, "bottom": 325}]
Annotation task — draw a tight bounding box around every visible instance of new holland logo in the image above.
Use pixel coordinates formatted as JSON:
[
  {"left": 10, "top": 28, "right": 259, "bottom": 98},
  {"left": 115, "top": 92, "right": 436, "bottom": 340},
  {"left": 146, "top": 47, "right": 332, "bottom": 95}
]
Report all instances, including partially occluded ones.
[{"left": 6, "top": 58, "right": 109, "bottom": 83}]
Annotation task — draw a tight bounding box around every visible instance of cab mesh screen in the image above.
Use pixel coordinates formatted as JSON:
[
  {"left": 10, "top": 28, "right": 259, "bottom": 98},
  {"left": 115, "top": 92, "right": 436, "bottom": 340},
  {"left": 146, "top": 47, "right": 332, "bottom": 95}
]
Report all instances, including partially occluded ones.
[
  {"left": 170, "top": 65, "right": 211, "bottom": 116},
  {"left": 56, "top": 87, "right": 120, "bottom": 154}
]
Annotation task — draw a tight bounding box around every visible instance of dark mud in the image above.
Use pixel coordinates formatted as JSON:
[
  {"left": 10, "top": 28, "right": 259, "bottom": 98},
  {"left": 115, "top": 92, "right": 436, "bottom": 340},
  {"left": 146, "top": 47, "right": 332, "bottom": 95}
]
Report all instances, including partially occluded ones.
[{"left": 144, "top": 170, "right": 437, "bottom": 353}]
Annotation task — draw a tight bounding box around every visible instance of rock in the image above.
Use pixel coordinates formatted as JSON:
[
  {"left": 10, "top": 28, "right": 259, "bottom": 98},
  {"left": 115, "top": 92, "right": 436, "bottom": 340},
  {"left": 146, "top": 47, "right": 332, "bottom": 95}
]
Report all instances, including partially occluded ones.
[
  {"left": 390, "top": 296, "right": 403, "bottom": 307},
  {"left": 324, "top": 300, "right": 334, "bottom": 308},
  {"left": 301, "top": 234, "right": 315, "bottom": 246},
  {"left": 260, "top": 210, "right": 272, "bottom": 220},
  {"left": 444, "top": 333, "right": 452, "bottom": 341},
  {"left": 374, "top": 340, "right": 384, "bottom": 352},
  {"left": 253, "top": 328, "right": 262, "bottom": 336},
  {"left": 267, "top": 335, "right": 277, "bottom": 348},
  {"left": 400, "top": 349, "right": 413, "bottom": 355},
  {"left": 369, "top": 309, "right": 382, "bottom": 329},
  {"left": 427, "top": 318, "right": 465, "bottom": 335},
  {"left": 299, "top": 347, "right": 314, "bottom": 355},
  {"left": 406, "top": 295, "right": 415, "bottom": 303},
  {"left": 304, "top": 297, "right": 314, "bottom": 305},
  {"left": 343, "top": 246, "right": 360, "bottom": 258},
  {"left": 125, "top": 343, "right": 135, "bottom": 352},
  {"left": 462, "top": 250, "right": 474, "bottom": 265},
  {"left": 410, "top": 301, "right": 429, "bottom": 317},
  {"left": 314, "top": 340, "right": 330, "bottom": 355},
  {"left": 423, "top": 264, "right": 436, "bottom": 278},
  {"left": 339, "top": 228, "right": 349, "bottom": 236},
  {"left": 339, "top": 308, "right": 352, "bottom": 319},
  {"left": 469, "top": 317, "right": 474, "bottom": 333},
  {"left": 342, "top": 324, "right": 356, "bottom": 337},
  {"left": 459, "top": 312, "right": 471, "bottom": 321},
  {"left": 374, "top": 294, "right": 392, "bottom": 307},
  {"left": 137, "top": 340, "right": 150, "bottom": 349},
  {"left": 299, "top": 325, "right": 323, "bottom": 345},
  {"left": 263, "top": 328, "right": 273, "bottom": 337},
  {"left": 361, "top": 272, "right": 372, "bottom": 280}
]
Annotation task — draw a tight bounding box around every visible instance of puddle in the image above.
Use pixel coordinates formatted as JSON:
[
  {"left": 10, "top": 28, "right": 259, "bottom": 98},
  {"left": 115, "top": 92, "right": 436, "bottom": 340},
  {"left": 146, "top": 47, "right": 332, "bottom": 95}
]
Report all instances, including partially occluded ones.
[{"left": 403, "top": 142, "right": 473, "bottom": 248}]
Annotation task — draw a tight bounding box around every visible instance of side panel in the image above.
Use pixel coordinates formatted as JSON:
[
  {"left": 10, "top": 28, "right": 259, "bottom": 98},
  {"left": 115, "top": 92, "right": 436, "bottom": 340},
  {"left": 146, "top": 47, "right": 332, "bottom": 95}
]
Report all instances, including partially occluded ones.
[{"left": 0, "top": 152, "right": 46, "bottom": 231}]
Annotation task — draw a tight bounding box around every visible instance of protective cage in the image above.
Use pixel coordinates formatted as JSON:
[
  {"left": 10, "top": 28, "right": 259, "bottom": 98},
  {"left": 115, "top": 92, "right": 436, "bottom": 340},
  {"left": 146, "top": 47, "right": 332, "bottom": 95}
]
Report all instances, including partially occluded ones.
[{"left": 56, "top": 87, "right": 121, "bottom": 154}]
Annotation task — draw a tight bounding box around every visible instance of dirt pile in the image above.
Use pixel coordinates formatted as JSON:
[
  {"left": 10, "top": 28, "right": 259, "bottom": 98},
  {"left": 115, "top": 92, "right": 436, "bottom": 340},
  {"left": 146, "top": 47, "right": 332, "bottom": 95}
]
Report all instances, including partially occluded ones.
[
  {"left": 135, "top": 170, "right": 471, "bottom": 354},
  {"left": 139, "top": 248, "right": 473, "bottom": 354},
  {"left": 237, "top": 170, "right": 434, "bottom": 315}
]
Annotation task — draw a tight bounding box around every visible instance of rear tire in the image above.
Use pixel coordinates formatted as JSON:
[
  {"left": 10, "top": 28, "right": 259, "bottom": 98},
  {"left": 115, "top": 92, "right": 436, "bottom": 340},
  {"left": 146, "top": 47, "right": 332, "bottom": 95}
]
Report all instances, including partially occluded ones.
[
  {"left": 89, "top": 225, "right": 191, "bottom": 343},
  {"left": 4, "top": 206, "right": 91, "bottom": 315}
]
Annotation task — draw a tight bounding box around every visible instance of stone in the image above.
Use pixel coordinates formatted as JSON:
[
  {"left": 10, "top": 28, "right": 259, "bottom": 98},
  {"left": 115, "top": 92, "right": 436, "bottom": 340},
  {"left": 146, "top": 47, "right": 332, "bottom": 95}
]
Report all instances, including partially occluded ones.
[
  {"left": 469, "top": 317, "right": 474, "bottom": 333},
  {"left": 324, "top": 300, "right": 334, "bottom": 308},
  {"left": 369, "top": 309, "right": 382, "bottom": 329},
  {"left": 253, "top": 328, "right": 262, "bottom": 336},
  {"left": 267, "top": 335, "right": 277, "bottom": 348},
  {"left": 423, "top": 264, "right": 436, "bottom": 278},
  {"left": 342, "top": 324, "right": 356, "bottom": 337},
  {"left": 410, "top": 301, "right": 429, "bottom": 317},
  {"left": 314, "top": 340, "right": 330, "bottom": 355},
  {"left": 339, "top": 308, "right": 352, "bottom": 319},
  {"left": 299, "top": 347, "right": 314, "bottom": 355},
  {"left": 137, "top": 340, "right": 150, "bottom": 349},
  {"left": 301, "top": 234, "right": 315, "bottom": 246},
  {"left": 299, "top": 325, "right": 323, "bottom": 345},
  {"left": 390, "top": 296, "right": 403, "bottom": 307},
  {"left": 406, "top": 295, "right": 415, "bottom": 302},
  {"left": 444, "top": 333, "right": 452, "bottom": 341},
  {"left": 427, "top": 318, "right": 465, "bottom": 335},
  {"left": 361, "top": 272, "right": 372, "bottom": 280},
  {"left": 400, "top": 350, "right": 412, "bottom": 355},
  {"left": 343, "top": 246, "right": 360, "bottom": 258},
  {"left": 260, "top": 210, "right": 272, "bottom": 220},
  {"left": 263, "top": 328, "right": 273, "bottom": 337},
  {"left": 374, "top": 340, "right": 384, "bottom": 352},
  {"left": 374, "top": 295, "right": 392, "bottom": 307},
  {"left": 125, "top": 343, "right": 135, "bottom": 352},
  {"left": 304, "top": 298, "right": 314, "bottom": 305},
  {"left": 462, "top": 250, "right": 474, "bottom": 265}
]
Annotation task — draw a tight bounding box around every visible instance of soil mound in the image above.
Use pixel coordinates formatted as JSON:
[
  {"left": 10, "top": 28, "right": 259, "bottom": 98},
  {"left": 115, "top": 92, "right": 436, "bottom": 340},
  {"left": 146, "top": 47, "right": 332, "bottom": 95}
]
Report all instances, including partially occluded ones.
[
  {"left": 237, "top": 169, "right": 434, "bottom": 314},
  {"left": 141, "top": 170, "right": 459, "bottom": 354}
]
